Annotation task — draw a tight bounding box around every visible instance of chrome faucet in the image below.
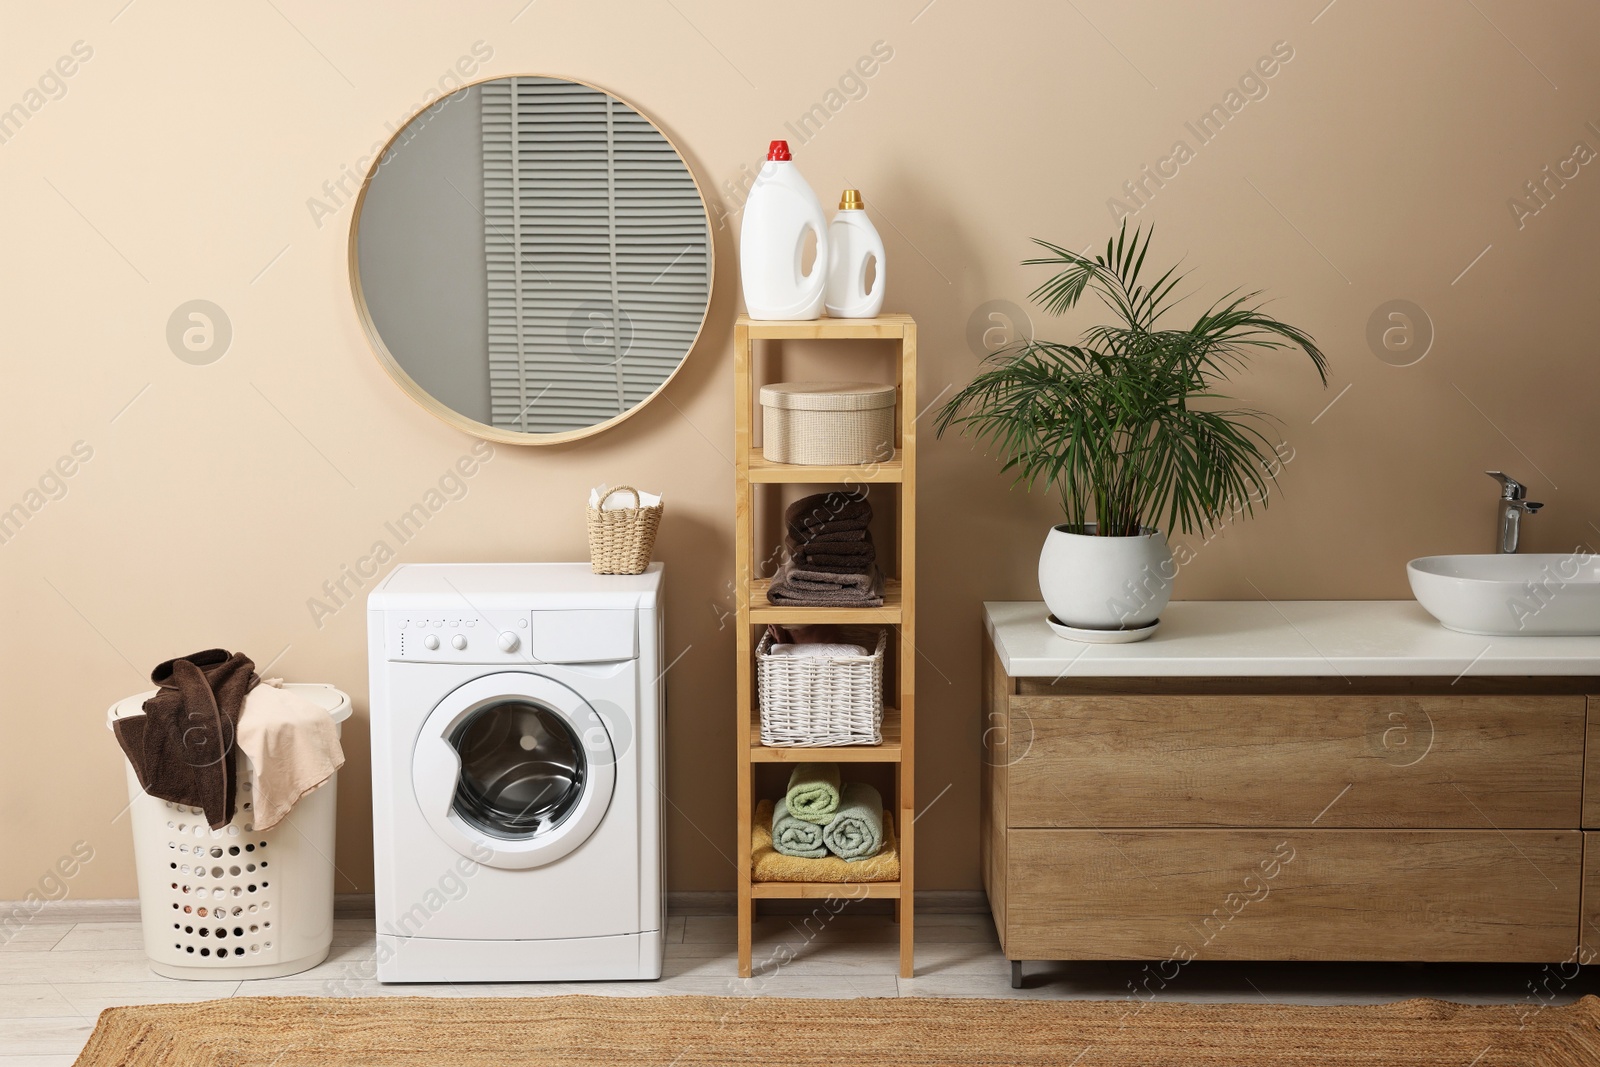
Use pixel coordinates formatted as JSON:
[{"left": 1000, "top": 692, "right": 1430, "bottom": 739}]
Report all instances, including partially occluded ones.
[{"left": 1487, "top": 471, "right": 1542, "bottom": 553}]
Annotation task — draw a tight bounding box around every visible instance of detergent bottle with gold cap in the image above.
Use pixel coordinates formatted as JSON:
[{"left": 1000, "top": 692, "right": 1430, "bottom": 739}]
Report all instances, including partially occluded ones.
[
  {"left": 739, "top": 140, "right": 828, "bottom": 320},
  {"left": 824, "top": 189, "right": 886, "bottom": 318}
]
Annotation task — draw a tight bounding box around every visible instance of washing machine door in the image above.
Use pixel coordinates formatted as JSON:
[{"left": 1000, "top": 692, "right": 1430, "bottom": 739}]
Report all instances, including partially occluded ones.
[{"left": 411, "top": 672, "right": 616, "bottom": 870}]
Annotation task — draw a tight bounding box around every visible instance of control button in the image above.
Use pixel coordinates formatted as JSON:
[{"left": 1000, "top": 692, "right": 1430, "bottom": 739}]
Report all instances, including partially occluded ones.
[
  {"left": 451, "top": 635, "right": 467, "bottom": 650},
  {"left": 518, "top": 618, "right": 528, "bottom": 628},
  {"left": 497, "top": 631, "right": 520, "bottom": 653},
  {"left": 398, "top": 619, "right": 408, "bottom": 629},
  {"left": 423, "top": 634, "right": 440, "bottom": 651}
]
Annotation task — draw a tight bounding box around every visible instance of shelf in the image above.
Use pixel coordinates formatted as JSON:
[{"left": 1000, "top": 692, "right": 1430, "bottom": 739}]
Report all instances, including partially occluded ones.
[
  {"left": 750, "top": 880, "right": 902, "bottom": 899},
  {"left": 737, "top": 313, "right": 914, "bottom": 340},
  {"left": 734, "top": 312, "right": 914, "bottom": 979},
  {"left": 749, "top": 706, "right": 902, "bottom": 762},
  {"left": 746, "top": 450, "right": 903, "bottom": 484},
  {"left": 747, "top": 579, "right": 902, "bottom": 624}
]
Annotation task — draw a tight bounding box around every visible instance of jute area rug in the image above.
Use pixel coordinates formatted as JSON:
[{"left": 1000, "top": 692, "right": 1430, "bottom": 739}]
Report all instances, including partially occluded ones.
[{"left": 74, "top": 994, "right": 1600, "bottom": 1066}]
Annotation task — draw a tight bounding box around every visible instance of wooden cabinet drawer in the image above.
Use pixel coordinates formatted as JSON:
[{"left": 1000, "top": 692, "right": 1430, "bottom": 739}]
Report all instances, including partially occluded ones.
[
  {"left": 1006, "top": 694, "right": 1584, "bottom": 828},
  {"left": 1007, "top": 829, "right": 1580, "bottom": 962}
]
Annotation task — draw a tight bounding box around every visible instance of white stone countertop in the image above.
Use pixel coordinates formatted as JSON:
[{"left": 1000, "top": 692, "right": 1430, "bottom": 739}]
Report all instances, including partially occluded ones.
[{"left": 984, "top": 600, "right": 1600, "bottom": 678}]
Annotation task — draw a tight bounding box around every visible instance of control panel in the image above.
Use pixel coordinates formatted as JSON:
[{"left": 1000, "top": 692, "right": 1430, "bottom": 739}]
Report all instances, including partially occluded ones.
[
  {"left": 388, "top": 612, "right": 533, "bottom": 664},
  {"left": 385, "top": 607, "right": 637, "bottom": 664}
]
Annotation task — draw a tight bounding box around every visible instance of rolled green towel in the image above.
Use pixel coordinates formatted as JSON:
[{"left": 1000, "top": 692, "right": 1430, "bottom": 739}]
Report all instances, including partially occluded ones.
[
  {"left": 823, "top": 782, "right": 885, "bottom": 861},
  {"left": 771, "top": 804, "right": 827, "bottom": 858},
  {"left": 784, "top": 762, "right": 841, "bottom": 824}
]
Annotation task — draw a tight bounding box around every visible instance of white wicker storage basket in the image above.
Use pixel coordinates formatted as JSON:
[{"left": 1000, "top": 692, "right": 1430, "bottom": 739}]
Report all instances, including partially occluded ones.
[
  {"left": 756, "top": 628, "right": 886, "bottom": 746},
  {"left": 760, "top": 381, "right": 896, "bottom": 466}
]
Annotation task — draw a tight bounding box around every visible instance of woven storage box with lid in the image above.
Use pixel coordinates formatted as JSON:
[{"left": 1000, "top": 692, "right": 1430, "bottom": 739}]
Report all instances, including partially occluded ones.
[
  {"left": 756, "top": 628, "right": 886, "bottom": 746},
  {"left": 760, "top": 381, "right": 896, "bottom": 465}
]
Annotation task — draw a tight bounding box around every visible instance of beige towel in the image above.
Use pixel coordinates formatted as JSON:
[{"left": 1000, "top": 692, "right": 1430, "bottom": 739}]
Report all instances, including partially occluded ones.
[{"left": 235, "top": 680, "right": 345, "bottom": 831}]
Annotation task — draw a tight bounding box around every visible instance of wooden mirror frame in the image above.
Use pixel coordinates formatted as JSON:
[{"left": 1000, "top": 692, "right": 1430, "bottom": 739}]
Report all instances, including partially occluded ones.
[{"left": 347, "top": 73, "right": 716, "bottom": 446}]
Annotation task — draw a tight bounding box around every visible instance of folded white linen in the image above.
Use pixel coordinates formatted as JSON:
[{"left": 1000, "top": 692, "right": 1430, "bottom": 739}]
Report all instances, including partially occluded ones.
[
  {"left": 767, "top": 642, "right": 870, "bottom": 657},
  {"left": 588, "top": 484, "right": 663, "bottom": 509}
]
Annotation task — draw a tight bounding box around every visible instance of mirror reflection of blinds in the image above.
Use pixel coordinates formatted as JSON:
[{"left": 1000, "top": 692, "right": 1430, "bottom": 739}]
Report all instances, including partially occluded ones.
[{"left": 482, "top": 78, "right": 710, "bottom": 433}]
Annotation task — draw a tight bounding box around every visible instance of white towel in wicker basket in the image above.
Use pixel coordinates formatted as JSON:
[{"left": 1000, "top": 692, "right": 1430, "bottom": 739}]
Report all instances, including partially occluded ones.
[{"left": 756, "top": 628, "right": 886, "bottom": 746}]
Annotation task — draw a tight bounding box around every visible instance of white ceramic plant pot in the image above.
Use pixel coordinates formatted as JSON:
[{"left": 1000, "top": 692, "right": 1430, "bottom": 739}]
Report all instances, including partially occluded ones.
[{"left": 1038, "top": 524, "right": 1174, "bottom": 632}]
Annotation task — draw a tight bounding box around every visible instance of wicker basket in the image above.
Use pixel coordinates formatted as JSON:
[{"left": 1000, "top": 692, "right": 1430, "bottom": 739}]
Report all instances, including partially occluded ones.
[
  {"left": 756, "top": 628, "right": 886, "bottom": 746},
  {"left": 586, "top": 485, "right": 663, "bottom": 575},
  {"left": 760, "top": 381, "right": 897, "bottom": 466}
]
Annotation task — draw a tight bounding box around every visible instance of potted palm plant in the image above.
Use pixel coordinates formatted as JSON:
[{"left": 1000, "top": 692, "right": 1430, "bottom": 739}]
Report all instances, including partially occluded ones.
[{"left": 937, "top": 225, "right": 1327, "bottom": 641}]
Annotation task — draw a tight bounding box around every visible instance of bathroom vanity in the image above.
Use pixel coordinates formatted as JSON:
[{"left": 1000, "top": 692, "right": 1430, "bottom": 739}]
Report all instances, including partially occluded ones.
[{"left": 981, "top": 601, "right": 1600, "bottom": 986}]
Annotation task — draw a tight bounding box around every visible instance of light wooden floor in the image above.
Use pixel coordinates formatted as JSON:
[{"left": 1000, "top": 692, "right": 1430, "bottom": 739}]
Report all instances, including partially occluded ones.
[{"left": 6, "top": 911, "right": 1598, "bottom": 1063}]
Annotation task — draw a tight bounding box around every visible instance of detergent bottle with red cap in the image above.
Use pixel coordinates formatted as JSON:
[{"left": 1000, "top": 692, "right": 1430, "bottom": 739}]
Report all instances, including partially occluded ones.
[{"left": 739, "top": 140, "right": 828, "bottom": 320}]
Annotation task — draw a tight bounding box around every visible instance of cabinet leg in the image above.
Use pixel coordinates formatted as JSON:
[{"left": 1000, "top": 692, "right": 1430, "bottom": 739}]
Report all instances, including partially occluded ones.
[
  {"left": 737, "top": 885, "right": 753, "bottom": 979},
  {"left": 1010, "top": 959, "right": 1024, "bottom": 989}
]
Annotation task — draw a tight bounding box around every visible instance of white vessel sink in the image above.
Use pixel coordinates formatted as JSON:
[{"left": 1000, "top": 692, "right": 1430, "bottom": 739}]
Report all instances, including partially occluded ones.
[{"left": 1407, "top": 554, "right": 1600, "bottom": 636}]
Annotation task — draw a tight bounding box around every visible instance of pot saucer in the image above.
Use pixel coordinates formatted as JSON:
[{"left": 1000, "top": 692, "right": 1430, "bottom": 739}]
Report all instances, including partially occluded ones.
[{"left": 1046, "top": 614, "right": 1161, "bottom": 644}]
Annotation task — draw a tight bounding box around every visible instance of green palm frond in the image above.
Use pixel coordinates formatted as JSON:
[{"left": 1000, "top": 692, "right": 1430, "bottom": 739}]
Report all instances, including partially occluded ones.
[{"left": 936, "top": 222, "right": 1326, "bottom": 536}]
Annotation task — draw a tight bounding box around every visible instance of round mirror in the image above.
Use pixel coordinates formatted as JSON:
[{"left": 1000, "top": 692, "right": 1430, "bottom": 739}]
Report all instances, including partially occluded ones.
[{"left": 350, "top": 76, "right": 713, "bottom": 444}]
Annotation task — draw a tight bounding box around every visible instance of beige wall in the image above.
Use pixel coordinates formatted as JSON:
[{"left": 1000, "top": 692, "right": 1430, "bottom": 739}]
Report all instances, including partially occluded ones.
[{"left": 3, "top": 1, "right": 1598, "bottom": 901}]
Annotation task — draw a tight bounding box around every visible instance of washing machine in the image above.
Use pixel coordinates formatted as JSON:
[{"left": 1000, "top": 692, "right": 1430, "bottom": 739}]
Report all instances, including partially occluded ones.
[{"left": 367, "top": 562, "right": 664, "bottom": 982}]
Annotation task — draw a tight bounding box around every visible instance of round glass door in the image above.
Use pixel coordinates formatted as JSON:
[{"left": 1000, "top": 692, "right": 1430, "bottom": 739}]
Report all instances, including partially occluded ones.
[
  {"left": 412, "top": 672, "right": 617, "bottom": 869},
  {"left": 450, "top": 700, "right": 586, "bottom": 840}
]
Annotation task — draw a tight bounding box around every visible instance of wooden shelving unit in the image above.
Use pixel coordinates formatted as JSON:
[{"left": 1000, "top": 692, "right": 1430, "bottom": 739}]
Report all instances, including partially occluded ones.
[
  {"left": 746, "top": 578, "right": 904, "bottom": 624},
  {"left": 734, "top": 312, "right": 917, "bottom": 979},
  {"left": 747, "top": 450, "right": 904, "bottom": 484},
  {"left": 748, "top": 706, "right": 904, "bottom": 763}
]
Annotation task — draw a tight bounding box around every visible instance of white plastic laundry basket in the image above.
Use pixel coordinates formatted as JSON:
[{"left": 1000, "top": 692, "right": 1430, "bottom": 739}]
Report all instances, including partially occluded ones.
[{"left": 107, "top": 683, "right": 351, "bottom": 981}]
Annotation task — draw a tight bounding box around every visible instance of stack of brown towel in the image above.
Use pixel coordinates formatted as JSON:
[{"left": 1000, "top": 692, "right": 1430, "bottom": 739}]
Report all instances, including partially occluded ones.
[{"left": 767, "top": 491, "right": 884, "bottom": 607}]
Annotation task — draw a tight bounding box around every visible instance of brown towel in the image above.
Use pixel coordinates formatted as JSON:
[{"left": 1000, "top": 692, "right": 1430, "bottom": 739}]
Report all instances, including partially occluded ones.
[
  {"left": 788, "top": 527, "right": 877, "bottom": 572},
  {"left": 767, "top": 563, "right": 884, "bottom": 607},
  {"left": 788, "top": 519, "right": 871, "bottom": 541},
  {"left": 787, "top": 543, "right": 876, "bottom": 559},
  {"left": 792, "top": 556, "right": 877, "bottom": 573},
  {"left": 785, "top": 491, "right": 871, "bottom": 533},
  {"left": 113, "top": 649, "right": 259, "bottom": 829},
  {"left": 787, "top": 536, "right": 874, "bottom": 556},
  {"left": 790, "top": 548, "right": 878, "bottom": 571},
  {"left": 791, "top": 527, "right": 869, "bottom": 544}
]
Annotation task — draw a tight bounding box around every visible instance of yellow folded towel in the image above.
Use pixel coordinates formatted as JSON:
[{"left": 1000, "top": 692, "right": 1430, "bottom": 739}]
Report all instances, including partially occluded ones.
[{"left": 751, "top": 798, "right": 900, "bottom": 883}]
